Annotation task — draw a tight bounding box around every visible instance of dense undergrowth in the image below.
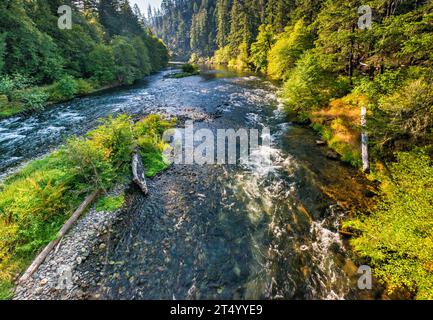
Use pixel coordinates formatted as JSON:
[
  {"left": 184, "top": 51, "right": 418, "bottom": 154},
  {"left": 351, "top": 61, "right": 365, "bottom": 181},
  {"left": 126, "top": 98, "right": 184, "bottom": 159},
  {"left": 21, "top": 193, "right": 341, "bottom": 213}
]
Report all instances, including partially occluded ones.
[{"left": 0, "top": 114, "right": 175, "bottom": 299}]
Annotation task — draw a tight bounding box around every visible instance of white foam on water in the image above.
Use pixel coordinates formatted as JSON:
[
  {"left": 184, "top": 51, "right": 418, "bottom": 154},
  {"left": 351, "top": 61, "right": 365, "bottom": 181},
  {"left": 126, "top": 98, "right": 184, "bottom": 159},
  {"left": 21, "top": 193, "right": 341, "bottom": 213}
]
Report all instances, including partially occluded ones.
[
  {"left": 0, "top": 132, "right": 26, "bottom": 143},
  {"left": 307, "top": 205, "right": 351, "bottom": 300},
  {"left": 37, "top": 125, "right": 66, "bottom": 136},
  {"left": 215, "top": 84, "right": 230, "bottom": 92},
  {"left": 245, "top": 113, "right": 263, "bottom": 126},
  {"left": 0, "top": 116, "right": 21, "bottom": 126},
  {"left": 272, "top": 101, "right": 286, "bottom": 120}
]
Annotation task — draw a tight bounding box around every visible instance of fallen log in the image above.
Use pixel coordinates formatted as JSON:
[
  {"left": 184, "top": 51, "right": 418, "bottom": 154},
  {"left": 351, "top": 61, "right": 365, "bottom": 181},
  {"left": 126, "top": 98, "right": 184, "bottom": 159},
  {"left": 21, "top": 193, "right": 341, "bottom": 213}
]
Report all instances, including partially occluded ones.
[
  {"left": 132, "top": 151, "right": 148, "bottom": 195},
  {"left": 18, "top": 189, "right": 100, "bottom": 284},
  {"left": 338, "top": 229, "right": 356, "bottom": 237}
]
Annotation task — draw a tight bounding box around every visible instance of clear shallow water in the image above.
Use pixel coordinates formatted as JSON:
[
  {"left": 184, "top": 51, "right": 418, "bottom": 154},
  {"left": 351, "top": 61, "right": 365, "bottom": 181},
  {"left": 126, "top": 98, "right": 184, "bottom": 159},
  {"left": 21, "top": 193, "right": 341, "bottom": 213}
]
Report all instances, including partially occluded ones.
[{"left": 1, "top": 66, "right": 373, "bottom": 299}]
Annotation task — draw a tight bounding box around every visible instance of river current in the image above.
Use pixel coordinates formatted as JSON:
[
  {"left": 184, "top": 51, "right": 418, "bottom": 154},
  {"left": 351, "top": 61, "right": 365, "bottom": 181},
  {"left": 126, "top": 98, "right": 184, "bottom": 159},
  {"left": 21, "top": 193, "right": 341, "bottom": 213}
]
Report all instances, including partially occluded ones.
[{"left": 0, "top": 66, "right": 374, "bottom": 299}]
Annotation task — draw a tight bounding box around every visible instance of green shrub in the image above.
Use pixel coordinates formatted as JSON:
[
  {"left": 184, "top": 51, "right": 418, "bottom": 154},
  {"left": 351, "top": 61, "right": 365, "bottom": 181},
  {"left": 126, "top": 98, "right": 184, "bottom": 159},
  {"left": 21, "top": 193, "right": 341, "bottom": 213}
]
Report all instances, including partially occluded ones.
[
  {"left": 49, "top": 76, "right": 77, "bottom": 102},
  {"left": 18, "top": 88, "right": 49, "bottom": 111},
  {"left": 134, "top": 114, "right": 177, "bottom": 139},
  {"left": 181, "top": 63, "right": 199, "bottom": 74},
  {"left": 369, "top": 78, "right": 433, "bottom": 156},
  {"left": 0, "top": 94, "right": 7, "bottom": 107},
  {"left": 250, "top": 24, "right": 275, "bottom": 73},
  {"left": 134, "top": 115, "right": 176, "bottom": 177},
  {"left": 267, "top": 20, "right": 313, "bottom": 80},
  {"left": 281, "top": 51, "right": 348, "bottom": 118},
  {"left": 228, "top": 42, "right": 250, "bottom": 70},
  {"left": 169, "top": 64, "right": 200, "bottom": 78},
  {"left": 345, "top": 150, "right": 433, "bottom": 299},
  {"left": 88, "top": 115, "right": 136, "bottom": 177},
  {"left": 354, "top": 69, "right": 407, "bottom": 102},
  {"left": 0, "top": 74, "right": 33, "bottom": 98},
  {"left": 136, "top": 136, "right": 170, "bottom": 177},
  {"left": 0, "top": 76, "right": 15, "bottom": 97},
  {"left": 61, "top": 137, "right": 116, "bottom": 192},
  {"left": 213, "top": 46, "right": 232, "bottom": 65},
  {"left": 111, "top": 36, "right": 140, "bottom": 85},
  {"left": 0, "top": 281, "right": 13, "bottom": 300},
  {"left": 87, "top": 44, "right": 116, "bottom": 85},
  {"left": 75, "top": 79, "right": 94, "bottom": 96}
]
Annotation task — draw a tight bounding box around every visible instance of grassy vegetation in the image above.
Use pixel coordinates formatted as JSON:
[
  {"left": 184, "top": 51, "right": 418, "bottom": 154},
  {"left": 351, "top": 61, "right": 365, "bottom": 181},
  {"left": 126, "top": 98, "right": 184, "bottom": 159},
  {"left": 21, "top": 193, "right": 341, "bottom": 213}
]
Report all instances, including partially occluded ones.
[
  {"left": 0, "top": 114, "right": 175, "bottom": 299},
  {"left": 96, "top": 193, "right": 125, "bottom": 212},
  {"left": 169, "top": 64, "right": 200, "bottom": 79},
  {"left": 310, "top": 93, "right": 368, "bottom": 167}
]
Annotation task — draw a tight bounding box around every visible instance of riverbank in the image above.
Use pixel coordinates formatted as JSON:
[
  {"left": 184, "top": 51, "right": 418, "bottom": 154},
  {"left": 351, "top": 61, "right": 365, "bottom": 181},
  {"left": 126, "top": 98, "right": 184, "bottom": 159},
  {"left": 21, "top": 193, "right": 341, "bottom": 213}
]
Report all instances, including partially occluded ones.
[
  {"left": 13, "top": 185, "right": 126, "bottom": 300},
  {"left": 0, "top": 114, "right": 176, "bottom": 299},
  {"left": 0, "top": 77, "right": 160, "bottom": 120}
]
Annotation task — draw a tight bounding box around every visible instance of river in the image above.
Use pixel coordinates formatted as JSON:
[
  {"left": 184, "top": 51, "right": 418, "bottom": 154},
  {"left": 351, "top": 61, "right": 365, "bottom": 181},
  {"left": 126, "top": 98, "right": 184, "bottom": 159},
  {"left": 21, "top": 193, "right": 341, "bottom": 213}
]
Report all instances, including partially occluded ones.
[{"left": 1, "top": 66, "right": 375, "bottom": 299}]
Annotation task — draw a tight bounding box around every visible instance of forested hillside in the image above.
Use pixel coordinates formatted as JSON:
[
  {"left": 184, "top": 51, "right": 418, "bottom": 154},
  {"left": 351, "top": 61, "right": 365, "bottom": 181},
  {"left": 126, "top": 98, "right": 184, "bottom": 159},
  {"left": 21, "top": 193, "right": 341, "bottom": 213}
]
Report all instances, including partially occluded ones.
[
  {"left": 0, "top": 0, "right": 169, "bottom": 117},
  {"left": 152, "top": 0, "right": 433, "bottom": 299}
]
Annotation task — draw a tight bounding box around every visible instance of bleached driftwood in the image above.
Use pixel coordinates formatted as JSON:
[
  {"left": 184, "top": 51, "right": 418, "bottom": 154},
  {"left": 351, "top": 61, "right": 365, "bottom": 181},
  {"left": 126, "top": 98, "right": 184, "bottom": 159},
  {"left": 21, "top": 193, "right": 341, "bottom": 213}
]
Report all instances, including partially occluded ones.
[
  {"left": 18, "top": 190, "right": 100, "bottom": 283},
  {"left": 132, "top": 151, "right": 148, "bottom": 195},
  {"left": 361, "top": 106, "right": 370, "bottom": 173}
]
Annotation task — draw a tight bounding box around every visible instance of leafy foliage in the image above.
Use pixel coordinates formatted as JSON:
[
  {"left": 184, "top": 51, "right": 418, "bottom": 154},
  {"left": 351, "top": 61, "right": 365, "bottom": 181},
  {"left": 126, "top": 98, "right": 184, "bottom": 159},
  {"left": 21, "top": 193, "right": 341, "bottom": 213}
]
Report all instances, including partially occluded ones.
[
  {"left": 345, "top": 150, "right": 433, "bottom": 299},
  {"left": 181, "top": 63, "right": 199, "bottom": 74},
  {"left": 87, "top": 44, "right": 116, "bottom": 85},
  {"left": 370, "top": 78, "right": 433, "bottom": 156},
  {"left": 267, "top": 20, "right": 313, "bottom": 80},
  {"left": 250, "top": 24, "right": 275, "bottom": 73},
  {"left": 50, "top": 76, "right": 78, "bottom": 102},
  {"left": 134, "top": 114, "right": 177, "bottom": 177},
  {"left": 281, "top": 51, "right": 349, "bottom": 116},
  {"left": 18, "top": 88, "right": 49, "bottom": 111}
]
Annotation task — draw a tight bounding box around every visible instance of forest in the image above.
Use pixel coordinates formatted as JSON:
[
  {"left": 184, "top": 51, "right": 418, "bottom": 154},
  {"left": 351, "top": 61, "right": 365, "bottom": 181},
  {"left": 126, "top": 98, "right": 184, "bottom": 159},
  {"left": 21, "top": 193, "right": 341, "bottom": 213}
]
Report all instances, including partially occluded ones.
[
  {"left": 151, "top": 0, "right": 433, "bottom": 299},
  {"left": 0, "top": 0, "right": 169, "bottom": 118}
]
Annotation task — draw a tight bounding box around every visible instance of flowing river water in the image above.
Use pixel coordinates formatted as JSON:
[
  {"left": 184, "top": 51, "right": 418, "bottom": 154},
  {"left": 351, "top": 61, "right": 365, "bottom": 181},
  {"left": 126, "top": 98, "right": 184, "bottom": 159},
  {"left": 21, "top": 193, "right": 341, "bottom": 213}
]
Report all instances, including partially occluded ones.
[{"left": 0, "top": 66, "right": 376, "bottom": 300}]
